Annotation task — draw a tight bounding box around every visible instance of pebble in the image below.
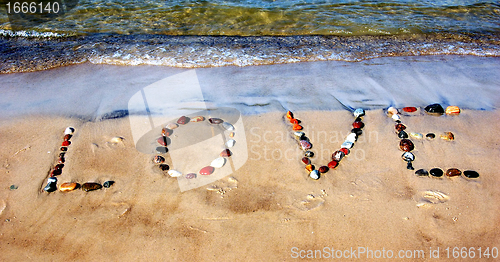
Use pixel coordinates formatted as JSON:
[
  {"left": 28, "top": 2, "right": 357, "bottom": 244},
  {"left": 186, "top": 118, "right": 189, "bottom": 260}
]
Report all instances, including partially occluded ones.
[
  {"left": 286, "top": 111, "right": 294, "bottom": 120},
  {"left": 167, "top": 170, "right": 182, "bottom": 177},
  {"left": 302, "top": 157, "right": 311, "bottom": 165},
  {"left": 162, "top": 128, "right": 173, "bottom": 137},
  {"left": 153, "top": 155, "right": 165, "bottom": 164},
  {"left": 440, "top": 132, "right": 455, "bottom": 141},
  {"left": 199, "top": 166, "right": 215, "bottom": 175},
  {"left": 159, "top": 164, "right": 169, "bottom": 171},
  {"left": 399, "top": 139, "right": 414, "bottom": 152},
  {"left": 340, "top": 148, "right": 350, "bottom": 155},
  {"left": 43, "top": 177, "right": 57, "bottom": 192},
  {"left": 58, "top": 157, "right": 65, "bottom": 164},
  {"left": 54, "top": 164, "right": 64, "bottom": 170},
  {"left": 82, "top": 182, "right": 102, "bottom": 192},
  {"left": 429, "top": 168, "right": 444, "bottom": 177},
  {"left": 398, "top": 131, "right": 409, "bottom": 139},
  {"left": 190, "top": 116, "right": 205, "bottom": 122},
  {"left": 226, "top": 139, "right": 236, "bottom": 148},
  {"left": 177, "top": 116, "right": 189, "bottom": 125},
  {"left": 166, "top": 123, "right": 179, "bottom": 129},
  {"left": 402, "top": 107, "right": 417, "bottom": 113},
  {"left": 353, "top": 108, "right": 365, "bottom": 118},
  {"left": 64, "top": 134, "right": 72, "bottom": 141},
  {"left": 220, "top": 149, "right": 232, "bottom": 157},
  {"left": 341, "top": 141, "right": 353, "bottom": 149},
  {"left": 229, "top": 132, "right": 235, "bottom": 138},
  {"left": 51, "top": 169, "right": 62, "bottom": 176},
  {"left": 157, "top": 136, "right": 169, "bottom": 146},
  {"left": 309, "top": 170, "right": 320, "bottom": 180},
  {"left": 156, "top": 146, "right": 168, "bottom": 153},
  {"left": 426, "top": 133, "right": 436, "bottom": 139},
  {"left": 59, "top": 152, "right": 65, "bottom": 158},
  {"left": 410, "top": 132, "right": 423, "bottom": 139},
  {"left": 392, "top": 114, "right": 401, "bottom": 121},
  {"left": 103, "top": 181, "right": 114, "bottom": 188},
  {"left": 64, "top": 127, "right": 75, "bottom": 135},
  {"left": 299, "top": 140, "right": 312, "bottom": 150},
  {"left": 463, "top": 170, "right": 479, "bottom": 178},
  {"left": 318, "top": 166, "right": 329, "bottom": 173},
  {"left": 305, "top": 164, "right": 315, "bottom": 172},
  {"left": 292, "top": 124, "right": 303, "bottom": 131},
  {"left": 401, "top": 152, "right": 415, "bottom": 162},
  {"left": 415, "top": 169, "right": 429, "bottom": 177},
  {"left": 294, "top": 131, "right": 305, "bottom": 140},
  {"left": 110, "top": 136, "right": 124, "bottom": 143},
  {"left": 60, "top": 147, "right": 68, "bottom": 151},
  {"left": 352, "top": 121, "right": 364, "bottom": 129},
  {"left": 445, "top": 168, "right": 462, "bottom": 177},
  {"left": 185, "top": 173, "right": 197, "bottom": 179},
  {"left": 346, "top": 133, "right": 357, "bottom": 143},
  {"left": 222, "top": 122, "right": 235, "bottom": 131},
  {"left": 351, "top": 128, "right": 363, "bottom": 136},
  {"left": 328, "top": 160, "right": 339, "bottom": 169},
  {"left": 210, "top": 157, "right": 226, "bottom": 168},
  {"left": 387, "top": 107, "right": 399, "bottom": 115},
  {"left": 332, "top": 150, "right": 345, "bottom": 162},
  {"left": 10, "top": 185, "right": 18, "bottom": 190},
  {"left": 208, "top": 118, "right": 223, "bottom": 124},
  {"left": 290, "top": 119, "right": 299, "bottom": 125},
  {"left": 445, "top": 106, "right": 460, "bottom": 115},
  {"left": 304, "top": 151, "right": 314, "bottom": 157},
  {"left": 424, "top": 103, "right": 445, "bottom": 115},
  {"left": 395, "top": 123, "right": 406, "bottom": 132}
]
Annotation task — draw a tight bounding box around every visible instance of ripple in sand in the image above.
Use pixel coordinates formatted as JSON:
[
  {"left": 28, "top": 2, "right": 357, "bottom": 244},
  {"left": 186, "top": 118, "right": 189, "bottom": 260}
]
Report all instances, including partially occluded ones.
[
  {"left": 292, "top": 193, "right": 326, "bottom": 211},
  {"left": 415, "top": 190, "right": 450, "bottom": 207}
]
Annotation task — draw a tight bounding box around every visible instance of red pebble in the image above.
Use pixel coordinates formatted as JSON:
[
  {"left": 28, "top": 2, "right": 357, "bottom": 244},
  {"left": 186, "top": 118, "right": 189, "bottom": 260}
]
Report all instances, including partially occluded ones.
[
  {"left": 161, "top": 128, "right": 173, "bottom": 137},
  {"left": 402, "top": 107, "right": 417, "bottom": 113},
  {"left": 157, "top": 137, "right": 169, "bottom": 146},
  {"left": 177, "top": 116, "right": 189, "bottom": 125},
  {"left": 340, "top": 148, "right": 350, "bottom": 155},
  {"left": 292, "top": 124, "right": 303, "bottom": 131},
  {"left": 352, "top": 121, "right": 364, "bottom": 129},
  {"left": 58, "top": 157, "right": 65, "bottom": 164},
  {"left": 51, "top": 169, "right": 62, "bottom": 176},
  {"left": 301, "top": 157, "right": 311, "bottom": 165},
  {"left": 327, "top": 160, "right": 338, "bottom": 169},
  {"left": 199, "top": 166, "right": 215, "bottom": 175},
  {"left": 220, "top": 149, "right": 232, "bottom": 157},
  {"left": 318, "top": 166, "right": 329, "bottom": 173},
  {"left": 54, "top": 164, "right": 64, "bottom": 170},
  {"left": 290, "top": 119, "right": 299, "bottom": 124},
  {"left": 62, "top": 141, "right": 71, "bottom": 147}
]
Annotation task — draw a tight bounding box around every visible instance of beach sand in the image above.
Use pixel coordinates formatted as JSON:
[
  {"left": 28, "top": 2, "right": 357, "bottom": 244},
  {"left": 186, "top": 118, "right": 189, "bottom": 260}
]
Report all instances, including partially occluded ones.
[{"left": 0, "top": 56, "right": 499, "bottom": 261}]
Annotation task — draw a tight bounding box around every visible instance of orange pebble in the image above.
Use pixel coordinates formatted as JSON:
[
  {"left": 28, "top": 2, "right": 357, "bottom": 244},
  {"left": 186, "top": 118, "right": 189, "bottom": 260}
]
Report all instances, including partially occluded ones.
[
  {"left": 286, "top": 111, "right": 294, "bottom": 120},
  {"left": 305, "top": 164, "right": 315, "bottom": 172},
  {"left": 445, "top": 106, "right": 460, "bottom": 115},
  {"left": 290, "top": 119, "right": 299, "bottom": 124},
  {"left": 292, "top": 124, "right": 303, "bottom": 131}
]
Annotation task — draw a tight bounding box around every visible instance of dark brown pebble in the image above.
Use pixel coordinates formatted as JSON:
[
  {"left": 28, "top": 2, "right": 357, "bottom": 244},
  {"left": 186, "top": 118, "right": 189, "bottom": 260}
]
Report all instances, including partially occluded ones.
[
  {"left": 159, "top": 164, "right": 169, "bottom": 171},
  {"left": 209, "top": 118, "right": 224, "bottom": 124},
  {"left": 318, "top": 166, "right": 329, "bottom": 173},
  {"left": 399, "top": 139, "right": 414, "bottom": 152},
  {"left": 426, "top": 133, "right": 435, "bottom": 139},
  {"left": 446, "top": 168, "right": 461, "bottom": 177},
  {"left": 430, "top": 168, "right": 444, "bottom": 177},
  {"left": 463, "top": 170, "right": 479, "bottom": 178},
  {"left": 395, "top": 123, "right": 406, "bottom": 132},
  {"left": 82, "top": 182, "right": 102, "bottom": 192},
  {"left": 64, "top": 134, "right": 72, "bottom": 141},
  {"left": 301, "top": 157, "right": 311, "bottom": 165}
]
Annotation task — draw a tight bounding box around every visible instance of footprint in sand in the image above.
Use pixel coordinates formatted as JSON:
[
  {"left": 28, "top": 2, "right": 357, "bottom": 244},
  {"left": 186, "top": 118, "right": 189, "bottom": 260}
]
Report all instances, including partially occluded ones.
[
  {"left": 292, "top": 192, "right": 326, "bottom": 211},
  {"left": 415, "top": 190, "right": 450, "bottom": 207},
  {"left": 206, "top": 177, "right": 239, "bottom": 197}
]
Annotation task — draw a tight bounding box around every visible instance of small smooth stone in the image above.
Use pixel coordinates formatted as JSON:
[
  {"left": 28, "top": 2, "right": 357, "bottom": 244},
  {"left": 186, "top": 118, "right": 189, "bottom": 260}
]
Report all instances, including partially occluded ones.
[
  {"left": 392, "top": 114, "right": 401, "bottom": 121},
  {"left": 157, "top": 136, "right": 170, "bottom": 146},
  {"left": 407, "top": 162, "right": 414, "bottom": 170},
  {"left": 463, "top": 170, "right": 479, "bottom": 178},
  {"left": 445, "top": 168, "right": 462, "bottom": 177},
  {"left": 44, "top": 177, "right": 57, "bottom": 192},
  {"left": 177, "top": 116, "right": 189, "bottom": 125},
  {"left": 185, "top": 173, "right": 197, "bottom": 179},
  {"left": 190, "top": 116, "right": 205, "bottom": 122},
  {"left": 352, "top": 121, "right": 364, "bottom": 129},
  {"left": 167, "top": 170, "right": 182, "bottom": 177},
  {"left": 398, "top": 131, "right": 409, "bottom": 139},
  {"left": 290, "top": 118, "right": 299, "bottom": 124},
  {"left": 426, "top": 133, "right": 436, "bottom": 139},
  {"left": 429, "top": 168, "right": 444, "bottom": 177},
  {"left": 299, "top": 140, "right": 312, "bottom": 150},
  {"left": 161, "top": 128, "right": 173, "bottom": 137},
  {"left": 64, "top": 127, "right": 75, "bottom": 135},
  {"left": 156, "top": 147, "right": 168, "bottom": 153},
  {"left": 395, "top": 123, "right": 406, "bottom": 132},
  {"left": 59, "top": 182, "right": 77, "bottom": 192},
  {"left": 305, "top": 164, "right": 315, "bottom": 172},
  {"left": 51, "top": 169, "right": 62, "bottom": 176},
  {"left": 446, "top": 106, "right": 460, "bottom": 115},
  {"left": 332, "top": 150, "right": 345, "bottom": 162},
  {"left": 387, "top": 107, "right": 399, "bottom": 115},
  {"left": 60, "top": 147, "right": 68, "bottom": 151},
  {"left": 62, "top": 141, "right": 71, "bottom": 146},
  {"left": 229, "top": 132, "right": 235, "bottom": 138},
  {"left": 424, "top": 103, "right": 445, "bottom": 115},
  {"left": 286, "top": 111, "right": 294, "bottom": 120},
  {"left": 351, "top": 128, "right": 363, "bottom": 136},
  {"left": 341, "top": 141, "right": 353, "bottom": 149},
  {"left": 64, "top": 134, "right": 72, "bottom": 141},
  {"left": 103, "top": 181, "right": 114, "bottom": 188},
  {"left": 401, "top": 152, "right": 415, "bottom": 162},
  {"left": 159, "top": 164, "right": 169, "bottom": 171},
  {"left": 304, "top": 151, "right": 314, "bottom": 157},
  {"left": 294, "top": 131, "right": 305, "bottom": 140},
  {"left": 318, "top": 166, "right": 329, "bottom": 173},
  {"left": 340, "top": 148, "right": 350, "bottom": 155},
  {"left": 354, "top": 117, "right": 362, "bottom": 122},
  {"left": 222, "top": 122, "right": 235, "bottom": 131},
  {"left": 200, "top": 166, "right": 215, "bottom": 175},
  {"left": 410, "top": 132, "right": 423, "bottom": 139},
  {"left": 327, "top": 160, "right": 338, "bottom": 169},
  {"left": 402, "top": 107, "right": 417, "bottom": 113},
  {"left": 440, "top": 132, "right": 455, "bottom": 141},
  {"left": 110, "top": 136, "right": 124, "bottom": 143},
  {"left": 309, "top": 170, "right": 320, "bottom": 180},
  {"left": 353, "top": 108, "right": 365, "bottom": 118},
  {"left": 399, "top": 139, "right": 414, "bottom": 152},
  {"left": 292, "top": 124, "right": 303, "bottom": 131},
  {"left": 415, "top": 169, "right": 429, "bottom": 177},
  {"left": 301, "top": 157, "right": 311, "bottom": 165},
  {"left": 54, "top": 164, "right": 64, "bottom": 170},
  {"left": 166, "top": 123, "right": 179, "bottom": 129},
  {"left": 153, "top": 155, "right": 165, "bottom": 164},
  {"left": 208, "top": 118, "right": 223, "bottom": 124},
  {"left": 59, "top": 152, "right": 65, "bottom": 158},
  {"left": 220, "top": 149, "right": 232, "bottom": 157},
  {"left": 346, "top": 133, "right": 357, "bottom": 143},
  {"left": 210, "top": 157, "right": 226, "bottom": 168},
  {"left": 10, "top": 185, "right": 18, "bottom": 190},
  {"left": 58, "top": 157, "right": 65, "bottom": 164},
  {"left": 226, "top": 139, "right": 236, "bottom": 148},
  {"left": 82, "top": 182, "right": 102, "bottom": 192}
]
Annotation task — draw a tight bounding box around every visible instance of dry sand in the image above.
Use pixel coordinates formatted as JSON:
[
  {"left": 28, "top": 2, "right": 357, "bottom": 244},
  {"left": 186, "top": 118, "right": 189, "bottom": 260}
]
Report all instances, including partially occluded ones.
[{"left": 0, "top": 108, "right": 499, "bottom": 261}]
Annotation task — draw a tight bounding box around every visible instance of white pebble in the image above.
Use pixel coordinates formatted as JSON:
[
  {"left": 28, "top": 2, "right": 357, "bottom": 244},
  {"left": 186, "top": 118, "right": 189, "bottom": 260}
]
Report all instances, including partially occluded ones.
[
  {"left": 210, "top": 157, "right": 226, "bottom": 168},
  {"left": 64, "top": 127, "right": 75, "bottom": 135},
  {"left": 392, "top": 114, "right": 400, "bottom": 121},
  {"left": 167, "top": 170, "right": 182, "bottom": 177},
  {"left": 346, "top": 133, "right": 357, "bottom": 143},
  {"left": 222, "top": 122, "right": 234, "bottom": 131},
  {"left": 226, "top": 139, "right": 236, "bottom": 148},
  {"left": 309, "top": 170, "right": 320, "bottom": 180},
  {"left": 353, "top": 108, "right": 365, "bottom": 118},
  {"left": 387, "top": 107, "right": 399, "bottom": 115},
  {"left": 341, "top": 141, "right": 354, "bottom": 149}
]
